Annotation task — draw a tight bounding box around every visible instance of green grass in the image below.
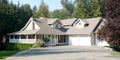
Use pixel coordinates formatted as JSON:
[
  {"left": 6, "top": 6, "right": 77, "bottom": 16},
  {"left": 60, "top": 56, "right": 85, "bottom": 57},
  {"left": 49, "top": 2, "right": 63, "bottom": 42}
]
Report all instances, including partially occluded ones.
[
  {"left": 0, "top": 51, "right": 19, "bottom": 60},
  {"left": 111, "top": 52, "right": 120, "bottom": 56}
]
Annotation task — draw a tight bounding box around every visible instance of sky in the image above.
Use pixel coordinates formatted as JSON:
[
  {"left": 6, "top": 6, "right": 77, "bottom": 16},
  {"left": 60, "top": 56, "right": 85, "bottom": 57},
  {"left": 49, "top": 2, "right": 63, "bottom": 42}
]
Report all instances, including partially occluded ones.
[{"left": 8, "top": 0, "right": 63, "bottom": 11}]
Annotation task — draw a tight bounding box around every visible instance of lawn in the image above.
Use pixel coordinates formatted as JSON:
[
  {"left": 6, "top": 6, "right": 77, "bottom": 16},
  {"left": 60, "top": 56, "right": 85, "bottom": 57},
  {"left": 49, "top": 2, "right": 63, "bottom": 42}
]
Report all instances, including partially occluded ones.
[
  {"left": 0, "top": 51, "right": 19, "bottom": 60},
  {"left": 111, "top": 52, "right": 120, "bottom": 56}
]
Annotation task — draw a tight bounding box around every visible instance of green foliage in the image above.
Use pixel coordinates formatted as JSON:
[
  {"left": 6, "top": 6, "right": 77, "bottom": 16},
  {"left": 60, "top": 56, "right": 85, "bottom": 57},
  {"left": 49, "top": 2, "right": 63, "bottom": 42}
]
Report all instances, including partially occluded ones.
[
  {"left": 32, "top": 5, "right": 37, "bottom": 17},
  {"left": 32, "top": 41, "right": 43, "bottom": 48},
  {"left": 5, "top": 43, "right": 32, "bottom": 51},
  {"left": 111, "top": 52, "right": 120, "bottom": 56},
  {"left": 72, "top": 0, "right": 88, "bottom": 18},
  {"left": 35, "top": 1, "right": 49, "bottom": 18},
  {"left": 0, "top": 51, "right": 19, "bottom": 59},
  {"left": 61, "top": 0, "right": 75, "bottom": 18},
  {"left": 72, "top": 0, "right": 103, "bottom": 18},
  {"left": 51, "top": 9, "right": 68, "bottom": 19},
  {"left": 43, "top": 37, "right": 50, "bottom": 44},
  {"left": 0, "top": 1, "right": 32, "bottom": 42}
]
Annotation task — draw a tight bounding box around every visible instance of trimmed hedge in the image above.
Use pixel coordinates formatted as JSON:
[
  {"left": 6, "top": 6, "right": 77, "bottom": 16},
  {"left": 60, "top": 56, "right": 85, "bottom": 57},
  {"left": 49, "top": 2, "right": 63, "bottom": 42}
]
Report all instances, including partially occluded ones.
[{"left": 5, "top": 43, "right": 32, "bottom": 51}]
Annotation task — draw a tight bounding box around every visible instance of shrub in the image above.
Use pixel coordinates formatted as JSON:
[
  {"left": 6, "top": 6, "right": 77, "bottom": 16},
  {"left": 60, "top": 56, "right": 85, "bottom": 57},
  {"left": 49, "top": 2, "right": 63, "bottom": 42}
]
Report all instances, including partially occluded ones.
[
  {"left": 43, "top": 37, "right": 50, "bottom": 44},
  {"left": 32, "top": 41, "right": 43, "bottom": 48},
  {"left": 5, "top": 43, "right": 32, "bottom": 51}
]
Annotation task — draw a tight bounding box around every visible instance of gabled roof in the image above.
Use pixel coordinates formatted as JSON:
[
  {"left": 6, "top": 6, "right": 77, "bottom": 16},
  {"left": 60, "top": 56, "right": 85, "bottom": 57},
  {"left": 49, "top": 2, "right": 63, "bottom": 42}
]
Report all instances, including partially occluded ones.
[
  {"left": 8, "top": 17, "right": 102, "bottom": 35},
  {"left": 33, "top": 18, "right": 66, "bottom": 35},
  {"left": 20, "top": 17, "right": 33, "bottom": 31},
  {"left": 47, "top": 18, "right": 58, "bottom": 24},
  {"left": 61, "top": 18, "right": 77, "bottom": 26},
  {"left": 66, "top": 17, "right": 102, "bottom": 35}
]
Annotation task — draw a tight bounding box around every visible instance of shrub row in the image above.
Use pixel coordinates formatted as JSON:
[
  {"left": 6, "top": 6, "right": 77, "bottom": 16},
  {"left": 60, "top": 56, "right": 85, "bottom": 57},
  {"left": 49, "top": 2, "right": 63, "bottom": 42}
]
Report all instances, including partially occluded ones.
[{"left": 5, "top": 43, "right": 33, "bottom": 51}]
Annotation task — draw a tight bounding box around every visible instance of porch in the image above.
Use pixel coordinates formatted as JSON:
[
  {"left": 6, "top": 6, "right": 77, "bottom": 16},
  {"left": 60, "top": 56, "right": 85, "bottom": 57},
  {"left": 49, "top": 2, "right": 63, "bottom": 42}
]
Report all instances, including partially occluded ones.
[{"left": 9, "top": 34, "right": 68, "bottom": 45}]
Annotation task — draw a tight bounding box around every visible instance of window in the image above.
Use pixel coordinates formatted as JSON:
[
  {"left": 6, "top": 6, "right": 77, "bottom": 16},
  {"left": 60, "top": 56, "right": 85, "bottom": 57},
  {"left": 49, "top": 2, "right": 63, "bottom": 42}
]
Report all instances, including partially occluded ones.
[
  {"left": 54, "top": 24, "right": 61, "bottom": 28},
  {"left": 28, "top": 35, "right": 35, "bottom": 39},
  {"left": 37, "top": 35, "right": 43, "bottom": 39},
  {"left": 21, "top": 35, "right": 26, "bottom": 39},
  {"left": 15, "top": 35, "right": 19, "bottom": 39}
]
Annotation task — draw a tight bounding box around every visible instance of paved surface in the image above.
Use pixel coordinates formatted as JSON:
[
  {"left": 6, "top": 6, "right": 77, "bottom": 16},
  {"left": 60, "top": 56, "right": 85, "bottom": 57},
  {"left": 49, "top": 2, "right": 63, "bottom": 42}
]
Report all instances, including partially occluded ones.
[{"left": 6, "top": 46, "right": 120, "bottom": 60}]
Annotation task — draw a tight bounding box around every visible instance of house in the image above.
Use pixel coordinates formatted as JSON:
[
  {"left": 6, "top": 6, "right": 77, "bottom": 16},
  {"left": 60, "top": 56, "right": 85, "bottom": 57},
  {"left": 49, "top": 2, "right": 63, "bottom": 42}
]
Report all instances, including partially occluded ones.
[{"left": 8, "top": 17, "right": 109, "bottom": 46}]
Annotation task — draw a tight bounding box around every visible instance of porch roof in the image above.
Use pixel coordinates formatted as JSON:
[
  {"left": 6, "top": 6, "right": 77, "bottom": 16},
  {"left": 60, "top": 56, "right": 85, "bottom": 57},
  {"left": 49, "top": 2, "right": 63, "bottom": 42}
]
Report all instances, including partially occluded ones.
[{"left": 7, "top": 30, "right": 39, "bottom": 35}]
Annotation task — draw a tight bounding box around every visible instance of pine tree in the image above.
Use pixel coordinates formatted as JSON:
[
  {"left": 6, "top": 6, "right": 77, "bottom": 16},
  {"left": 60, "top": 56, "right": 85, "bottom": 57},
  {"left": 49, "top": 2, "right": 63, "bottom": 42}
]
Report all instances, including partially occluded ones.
[
  {"left": 37, "top": 0, "right": 49, "bottom": 18},
  {"left": 61, "top": 0, "right": 75, "bottom": 18},
  {"left": 72, "top": 0, "right": 103, "bottom": 18}
]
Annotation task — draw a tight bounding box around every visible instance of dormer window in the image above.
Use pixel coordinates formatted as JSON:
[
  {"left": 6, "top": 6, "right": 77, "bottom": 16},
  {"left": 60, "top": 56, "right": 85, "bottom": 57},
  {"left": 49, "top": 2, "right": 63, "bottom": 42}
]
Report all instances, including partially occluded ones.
[{"left": 53, "top": 24, "right": 61, "bottom": 28}]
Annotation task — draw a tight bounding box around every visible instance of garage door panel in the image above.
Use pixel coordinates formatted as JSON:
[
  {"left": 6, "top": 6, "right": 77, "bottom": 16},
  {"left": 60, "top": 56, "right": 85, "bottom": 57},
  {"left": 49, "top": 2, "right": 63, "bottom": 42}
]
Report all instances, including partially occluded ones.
[
  {"left": 69, "top": 35, "right": 80, "bottom": 46},
  {"left": 69, "top": 35, "right": 91, "bottom": 46},
  {"left": 79, "top": 36, "right": 91, "bottom": 46}
]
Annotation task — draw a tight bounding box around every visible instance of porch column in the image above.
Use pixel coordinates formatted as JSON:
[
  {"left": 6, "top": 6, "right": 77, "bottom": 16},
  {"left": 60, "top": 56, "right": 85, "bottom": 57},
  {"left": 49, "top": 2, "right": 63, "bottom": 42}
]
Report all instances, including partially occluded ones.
[
  {"left": 65, "top": 35, "right": 68, "bottom": 44},
  {"left": 26, "top": 35, "right": 28, "bottom": 39},
  {"left": 26, "top": 35, "right": 28, "bottom": 43},
  {"left": 56, "top": 35, "right": 58, "bottom": 44},
  {"left": 19, "top": 35, "right": 21, "bottom": 39},
  {"left": 35, "top": 35, "right": 37, "bottom": 41}
]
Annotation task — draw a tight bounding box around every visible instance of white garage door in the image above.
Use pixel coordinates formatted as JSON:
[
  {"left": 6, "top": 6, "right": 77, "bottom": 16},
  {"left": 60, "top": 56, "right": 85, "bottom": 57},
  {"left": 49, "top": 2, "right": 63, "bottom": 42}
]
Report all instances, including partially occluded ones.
[
  {"left": 69, "top": 35, "right": 91, "bottom": 46},
  {"left": 69, "top": 35, "right": 80, "bottom": 46},
  {"left": 79, "top": 36, "right": 91, "bottom": 46}
]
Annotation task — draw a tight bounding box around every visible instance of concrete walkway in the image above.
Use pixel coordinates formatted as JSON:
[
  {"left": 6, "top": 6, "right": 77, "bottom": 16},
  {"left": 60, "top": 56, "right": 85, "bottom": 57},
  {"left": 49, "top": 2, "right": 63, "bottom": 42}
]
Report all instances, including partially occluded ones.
[{"left": 6, "top": 46, "right": 120, "bottom": 60}]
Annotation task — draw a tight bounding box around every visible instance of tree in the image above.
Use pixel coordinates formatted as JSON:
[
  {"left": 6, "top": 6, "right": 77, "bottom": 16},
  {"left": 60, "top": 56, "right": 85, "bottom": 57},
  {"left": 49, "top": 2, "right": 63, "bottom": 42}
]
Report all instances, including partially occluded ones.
[
  {"left": 89, "top": 0, "right": 103, "bottom": 17},
  {"left": 0, "top": 1, "right": 32, "bottom": 43},
  {"left": 51, "top": 9, "right": 68, "bottom": 19},
  {"left": 72, "top": 0, "right": 103, "bottom": 18},
  {"left": 61, "top": 0, "right": 75, "bottom": 18},
  {"left": 97, "top": 0, "right": 120, "bottom": 51},
  {"left": 72, "top": 0, "right": 89, "bottom": 18},
  {"left": 36, "top": 0, "right": 49, "bottom": 18},
  {"left": 0, "top": 0, "right": 8, "bottom": 4},
  {"left": 32, "top": 5, "right": 37, "bottom": 17}
]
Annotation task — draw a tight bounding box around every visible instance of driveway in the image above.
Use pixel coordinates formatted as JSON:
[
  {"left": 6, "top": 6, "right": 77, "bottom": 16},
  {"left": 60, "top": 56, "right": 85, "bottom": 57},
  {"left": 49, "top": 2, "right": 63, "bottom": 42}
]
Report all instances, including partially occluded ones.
[{"left": 6, "top": 46, "right": 120, "bottom": 60}]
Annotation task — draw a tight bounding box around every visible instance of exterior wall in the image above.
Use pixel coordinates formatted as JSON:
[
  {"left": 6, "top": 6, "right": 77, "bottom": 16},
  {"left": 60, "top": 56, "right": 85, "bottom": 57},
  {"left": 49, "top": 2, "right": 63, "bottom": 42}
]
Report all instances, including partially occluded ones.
[
  {"left": 34, "top": 22, "right": 40, "bottom": 29},
  {"left": 9, "top": 39, "right": 36, "bottom": 44},
  {"left": 91, "top": 33, "right": 96, "bottom": 46},
  {"left": 25, "top": 21, "right": 40, "bottom": 30},
  {"left": 68, "top": 35, "right": 91, "bottom": 46}
]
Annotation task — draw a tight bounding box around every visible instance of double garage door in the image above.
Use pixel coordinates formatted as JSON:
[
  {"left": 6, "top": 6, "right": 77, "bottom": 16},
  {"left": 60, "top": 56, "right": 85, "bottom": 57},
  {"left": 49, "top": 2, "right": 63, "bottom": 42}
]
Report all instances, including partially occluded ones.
[{"left": 69, "top": 35, "right": 91, "bottom": 46}]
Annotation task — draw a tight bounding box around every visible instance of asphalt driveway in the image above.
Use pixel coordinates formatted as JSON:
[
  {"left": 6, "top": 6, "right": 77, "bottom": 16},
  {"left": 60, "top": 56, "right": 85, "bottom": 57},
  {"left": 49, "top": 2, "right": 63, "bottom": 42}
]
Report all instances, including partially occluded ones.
[{"left": 6, "top": 46, "right": 120, "bottom": 60}]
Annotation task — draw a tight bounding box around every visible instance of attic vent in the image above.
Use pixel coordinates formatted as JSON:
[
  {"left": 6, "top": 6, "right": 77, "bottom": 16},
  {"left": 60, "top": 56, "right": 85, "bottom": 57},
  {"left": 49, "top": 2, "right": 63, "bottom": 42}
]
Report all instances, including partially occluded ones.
[{"left": 85, "top": 23, "right": 89, "bottom": 27}]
